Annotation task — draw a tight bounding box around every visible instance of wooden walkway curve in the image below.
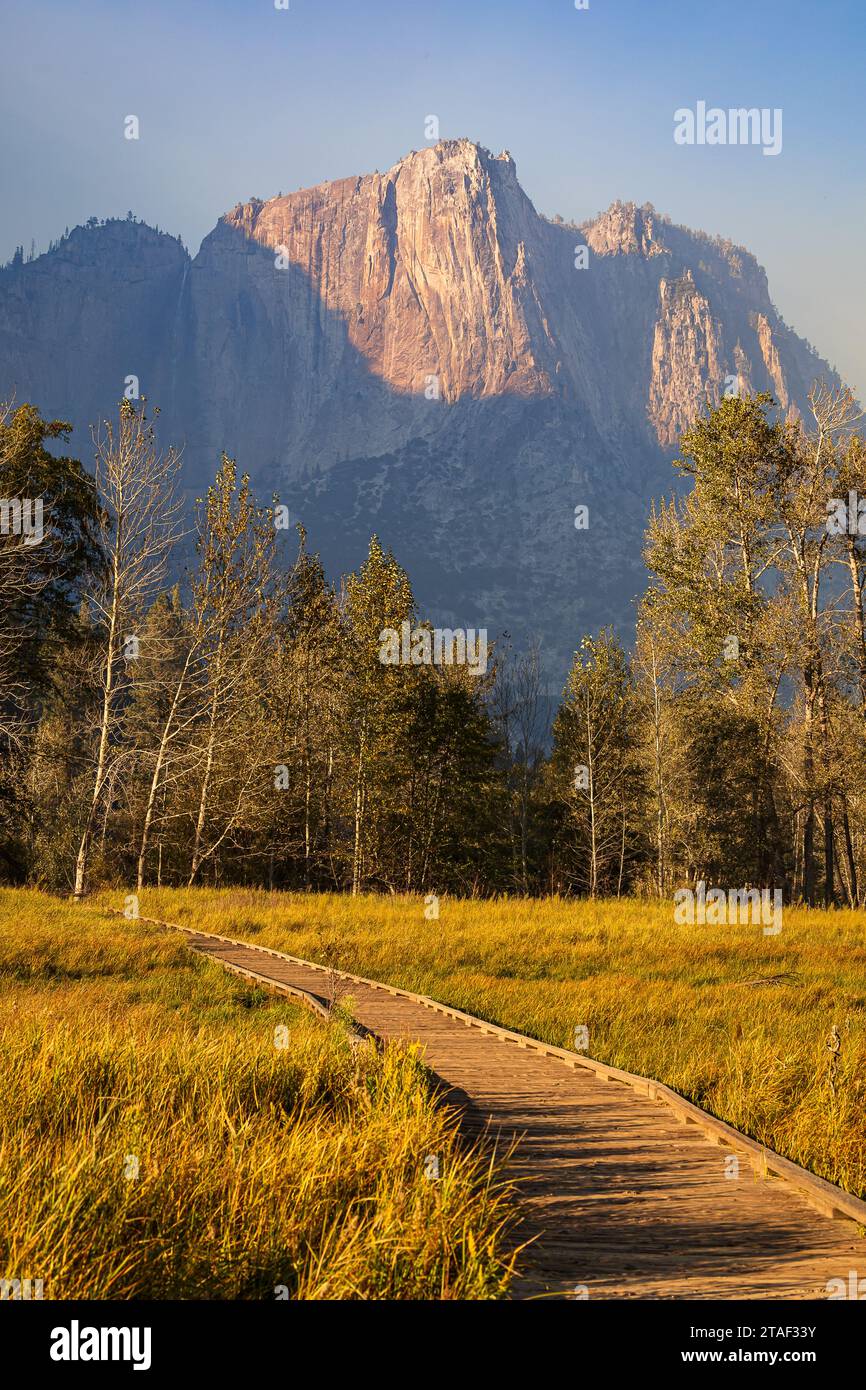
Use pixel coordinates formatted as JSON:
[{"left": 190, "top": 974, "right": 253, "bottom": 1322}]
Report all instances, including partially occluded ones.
[{"left": 145, "top": 915, "right": 866, "bottom": 1300}]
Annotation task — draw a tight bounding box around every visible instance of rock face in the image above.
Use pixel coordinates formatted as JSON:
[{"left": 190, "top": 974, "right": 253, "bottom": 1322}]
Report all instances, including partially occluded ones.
[
  {"left": 0, "top": 140, "right": 837, "bottom": 688},
  {"left": 649, "top": 271, "right": 725, "bottom": 446}
]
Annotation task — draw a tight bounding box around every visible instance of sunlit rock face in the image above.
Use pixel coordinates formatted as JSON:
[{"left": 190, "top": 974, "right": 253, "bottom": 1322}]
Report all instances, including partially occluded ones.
[{"left": 0, "top": 140, "right": 836, "bottom": 687}]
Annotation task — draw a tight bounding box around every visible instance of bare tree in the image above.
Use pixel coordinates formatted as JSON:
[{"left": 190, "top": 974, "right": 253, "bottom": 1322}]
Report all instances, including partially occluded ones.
[
  {"left": 134, "top": 616, "right": 205, "bottom": 891},
  {"left": 72, "top": 402, "right": 182, "bottom": 898},
  {"left": 552, "top": 630, "right": 639, "bottom": 898},
  {"left": 777, "top": 383, "right": 859, "bottom": 904},
  {"left": 186, "top": 457, "right": 286, "bottom": 886}
]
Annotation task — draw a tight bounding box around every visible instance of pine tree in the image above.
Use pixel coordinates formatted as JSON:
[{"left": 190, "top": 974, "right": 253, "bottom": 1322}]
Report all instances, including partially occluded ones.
[{"left": 341, "top": 536, "right": 415, "bottom": 894}]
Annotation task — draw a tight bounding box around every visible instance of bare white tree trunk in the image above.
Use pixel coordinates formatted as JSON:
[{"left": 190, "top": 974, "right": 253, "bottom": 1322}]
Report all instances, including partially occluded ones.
[{"left": 73, "top": 405, "right": 181, "bottom": 898}]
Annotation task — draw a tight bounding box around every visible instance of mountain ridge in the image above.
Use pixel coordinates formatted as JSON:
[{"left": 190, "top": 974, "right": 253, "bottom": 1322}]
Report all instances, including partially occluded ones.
[{"left": 0, "top": 139, "right": 840, "bottom": 685}]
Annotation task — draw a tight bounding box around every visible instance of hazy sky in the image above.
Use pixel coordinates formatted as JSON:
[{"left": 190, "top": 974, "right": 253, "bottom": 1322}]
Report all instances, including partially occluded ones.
[{"left": 2, "top": 0, "right": 864, "bottom": 395}]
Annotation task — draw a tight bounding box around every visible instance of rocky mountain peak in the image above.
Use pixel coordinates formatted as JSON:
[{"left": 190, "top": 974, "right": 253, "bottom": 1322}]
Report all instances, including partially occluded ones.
[
  {"left": 582, "top": 200, "right": 668, "bottom": 257},
  {"left": 0, "top": 141, "right": 840, "bottom": 685}
]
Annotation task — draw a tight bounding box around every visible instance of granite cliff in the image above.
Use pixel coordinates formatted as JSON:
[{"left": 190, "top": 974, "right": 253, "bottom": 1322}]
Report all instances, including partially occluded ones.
[{"left": 0, "top": 139, "right": 837, "bottom": 686}]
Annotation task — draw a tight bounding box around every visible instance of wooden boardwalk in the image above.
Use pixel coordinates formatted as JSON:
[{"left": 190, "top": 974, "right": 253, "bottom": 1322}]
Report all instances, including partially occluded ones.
[{"left": 180, "top": 924, "right": 864, "bottom": 1300}]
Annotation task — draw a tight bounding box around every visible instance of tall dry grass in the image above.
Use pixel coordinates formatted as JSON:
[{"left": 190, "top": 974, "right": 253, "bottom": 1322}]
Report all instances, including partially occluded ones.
[
  {"left": 0, "top": 890, "right": 518, "bottom": 1299},
  {"left": 120, "top": 887, "right": 866, "bottom": 1202}
]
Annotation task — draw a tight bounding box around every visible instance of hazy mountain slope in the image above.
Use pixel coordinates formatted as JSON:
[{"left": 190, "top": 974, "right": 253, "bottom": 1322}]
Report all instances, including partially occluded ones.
[{"left": 0, "top": 140, "right": 837, "bottom": 687}]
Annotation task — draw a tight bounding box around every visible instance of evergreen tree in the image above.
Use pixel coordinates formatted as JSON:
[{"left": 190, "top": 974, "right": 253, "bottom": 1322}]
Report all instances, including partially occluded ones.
[{"left": 341, "top": 536, "right": 415, "bottom": 893}]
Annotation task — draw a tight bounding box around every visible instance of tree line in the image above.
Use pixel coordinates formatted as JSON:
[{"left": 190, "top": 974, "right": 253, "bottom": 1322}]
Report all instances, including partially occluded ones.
[{"left": 2, "top": 385, "right": 865, "bottom": 904}]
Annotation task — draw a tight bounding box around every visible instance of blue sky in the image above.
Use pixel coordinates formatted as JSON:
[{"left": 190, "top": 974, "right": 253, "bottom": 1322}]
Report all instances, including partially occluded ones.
[{"left": 2, "top": 0, "right": 864, "bottom": 393}]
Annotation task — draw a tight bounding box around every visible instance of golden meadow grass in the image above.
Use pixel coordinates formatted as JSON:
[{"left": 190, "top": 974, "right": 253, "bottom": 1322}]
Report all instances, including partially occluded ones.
[
  {"left": 0, "top": 890, "right": 518, "bottom": 1300},
  {"left": 117, "top": 887, "right": 866, "bottom": 1201}
]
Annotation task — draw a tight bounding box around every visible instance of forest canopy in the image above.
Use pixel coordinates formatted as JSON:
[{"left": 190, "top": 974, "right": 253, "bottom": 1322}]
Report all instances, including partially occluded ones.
[{"left": 1, "top": 386, "right": 864, "bottom": 905}]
